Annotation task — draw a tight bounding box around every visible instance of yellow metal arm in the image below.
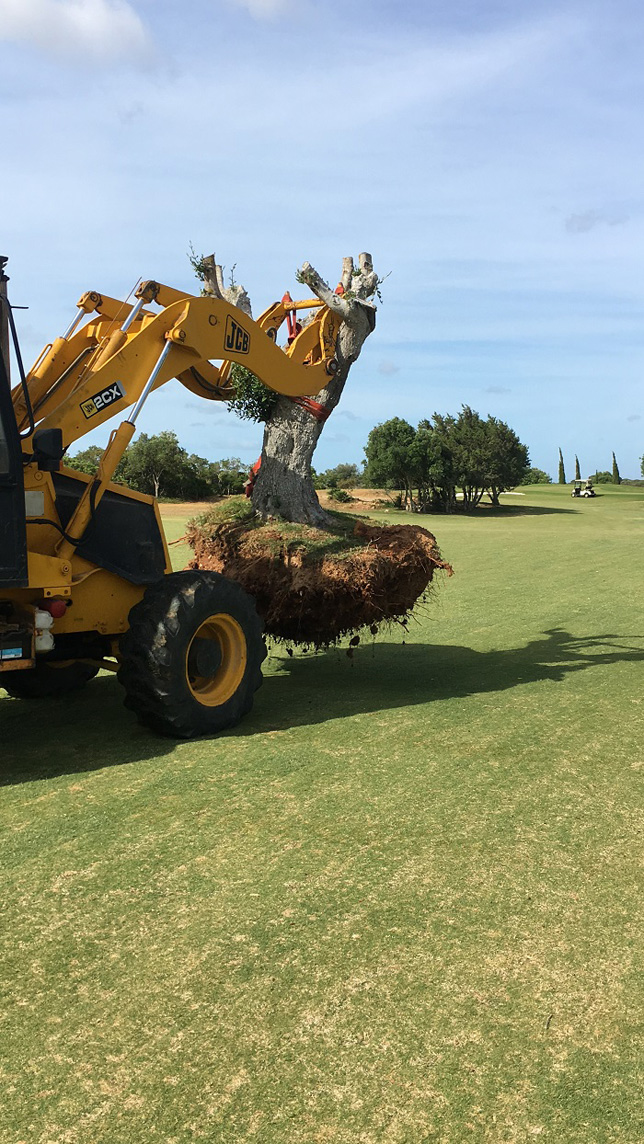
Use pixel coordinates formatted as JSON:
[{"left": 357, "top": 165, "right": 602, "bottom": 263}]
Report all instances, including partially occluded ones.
[
  {"left": 32, "top": 292, "right": 340, "bottom": 451},
  {"left": 12, "top": 288, "right": 155, "bottom": 433},
  {"left": 18, "top": 282, "right": 340, "bottom": 558}
]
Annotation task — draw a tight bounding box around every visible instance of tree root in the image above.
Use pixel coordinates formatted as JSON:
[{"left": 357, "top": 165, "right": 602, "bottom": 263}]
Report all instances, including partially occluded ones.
[{"left": 186, "top": 514, "right": 452, "bottom": 647}]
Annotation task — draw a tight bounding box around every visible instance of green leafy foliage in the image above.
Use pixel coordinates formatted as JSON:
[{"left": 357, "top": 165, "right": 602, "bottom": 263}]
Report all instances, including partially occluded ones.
[
  {"left": 64, "top": 444, "right": 129, "bottom": 485},
  {"left": 612, "top": 452, "right": 621, "bottom": 484},
  {"left": 558, "top": 447, "right": 566, "bottom": 484},
  {"left": 226, "top": 363, "right": 279, "bottom": 423},
  {"left": 364, "top": 417, "right": 418, "bottom": 495},
  {"left": 520, "top": 467, "right": 553, "bottom": 485},
  {"left": 191, "top": 496, "right": 257, "bottom": 530},
  {"left": 187, "top": 244, "right": 211, "bottom": 284},
  {"left": 122, "top": 431, "right": 192, "bottom": 498},
  {"left": 315, "top": 462, "right": 363, "bottom": 489},
  {"left": 365, "top": 407, "right": 529, "bottom": 511},
  {"left": 208, "top": 457, "right": 248, "bottom": 496},
  {"left": 65, "top": 432, "right": 248, "bottom": 500},
  {"left": 482, "top": 413, "right": 530, "bottom": 507}
]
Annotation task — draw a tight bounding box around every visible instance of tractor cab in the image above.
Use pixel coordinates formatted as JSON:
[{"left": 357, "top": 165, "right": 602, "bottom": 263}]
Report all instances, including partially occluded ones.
[{"left": 571, "top": 479, "right": 596, "bottom": 498}]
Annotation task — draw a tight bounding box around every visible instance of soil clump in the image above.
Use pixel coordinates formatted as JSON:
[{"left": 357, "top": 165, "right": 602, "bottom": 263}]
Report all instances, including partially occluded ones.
[{"left": 186, "top": 500, "right": 451, "bottom": 646}]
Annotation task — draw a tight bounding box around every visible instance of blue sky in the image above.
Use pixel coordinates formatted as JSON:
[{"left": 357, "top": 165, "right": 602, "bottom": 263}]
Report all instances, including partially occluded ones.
[{"left": 1, "top": 0, "right": 642, "bottom": 477}]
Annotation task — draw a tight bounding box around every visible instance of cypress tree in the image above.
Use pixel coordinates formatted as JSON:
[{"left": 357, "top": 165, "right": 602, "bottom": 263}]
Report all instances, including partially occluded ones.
[
  {"left": 612, "top": 452, "right": 621, "bottom": 484},
  {"left": 574, "top": 455, "right": 581, "bottom": 480},
  {"left": 558, "top": 448, "right": 566, "bottom": 484}
]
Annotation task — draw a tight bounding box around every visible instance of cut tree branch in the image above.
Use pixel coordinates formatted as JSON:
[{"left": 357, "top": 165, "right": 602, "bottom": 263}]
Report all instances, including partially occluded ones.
[
  {"left": 201, "top": 254, "right": 224, "bottom": 299},
  {"left": 201, "top": 253, "right": 252, "bottom": 316},
  {"left": 298, "top": 254, "right": 378, "bottom": 329},
  {"left": 298, "top": 261, "right": 356, "bottom": 323}
]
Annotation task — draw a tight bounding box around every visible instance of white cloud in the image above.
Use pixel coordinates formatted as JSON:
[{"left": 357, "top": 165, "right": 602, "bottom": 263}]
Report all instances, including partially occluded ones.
[
  {"left": 378, "top": 359, "right": 400, "bottom": 376},
  {"left": 226, "top": 0, "right": 291, "bottom": 17},
  {"left": 565, "top": 208, "right": 630, "bottom": 234},
  {"left": 0, "top": 0, "right": 151, "bottom": 61},
  {"left": 319, "top": 13, "right": 580, "bottom": 129}
]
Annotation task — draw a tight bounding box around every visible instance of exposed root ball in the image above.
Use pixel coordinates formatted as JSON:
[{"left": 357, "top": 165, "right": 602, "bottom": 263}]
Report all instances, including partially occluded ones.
[{"left": 186, "top": 513, "right": 451, "bottom": 646}]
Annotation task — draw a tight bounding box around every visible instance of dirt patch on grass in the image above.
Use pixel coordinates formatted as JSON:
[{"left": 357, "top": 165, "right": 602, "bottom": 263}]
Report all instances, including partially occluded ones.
[
  {"left": 317, "top": 487, "right": 393, "bottom": 509},
  {"left": 186, "top": 500, "right": 451, "bottom": 645}
]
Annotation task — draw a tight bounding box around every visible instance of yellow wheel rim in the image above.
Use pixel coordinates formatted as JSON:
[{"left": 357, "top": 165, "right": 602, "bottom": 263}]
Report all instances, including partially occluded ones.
[{"left": 186, "top": 613, "right": 247, "bottom": 707}]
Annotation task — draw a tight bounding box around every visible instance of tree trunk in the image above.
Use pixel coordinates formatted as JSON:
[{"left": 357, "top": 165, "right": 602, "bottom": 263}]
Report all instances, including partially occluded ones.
[
  {"left": 251, "top": 255, "right": 378, "bottom": 526},
  {"left": 251, "top": 396, "right": 329, "bottom": 526}
]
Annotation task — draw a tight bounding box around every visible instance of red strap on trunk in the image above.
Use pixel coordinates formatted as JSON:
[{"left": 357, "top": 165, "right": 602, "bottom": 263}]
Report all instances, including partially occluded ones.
[
  {"left": 244, "top": 456, "right": 262, "bottom": 497},
  {"left": 291, "top": 396, "right": 331, "bottom": 423}
]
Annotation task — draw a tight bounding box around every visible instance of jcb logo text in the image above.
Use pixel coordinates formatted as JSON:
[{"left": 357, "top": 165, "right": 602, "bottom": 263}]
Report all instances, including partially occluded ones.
[
  {"left": 80, "top": 381, "right": 126, "bottom": 419},
  {"left": 224, "top": 315, "right": 250, "bottom": 355}
]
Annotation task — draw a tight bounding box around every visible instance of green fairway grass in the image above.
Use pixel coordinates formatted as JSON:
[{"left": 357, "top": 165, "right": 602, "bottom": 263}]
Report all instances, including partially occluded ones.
[{"left": 1, "top": 484, "right": 643, "bottom": 1142}]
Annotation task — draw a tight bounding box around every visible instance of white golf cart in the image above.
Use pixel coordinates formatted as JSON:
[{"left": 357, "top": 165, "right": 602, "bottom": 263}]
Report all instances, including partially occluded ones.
[{"left": 571, "top": 479, "right": 596, "bottom": 498}]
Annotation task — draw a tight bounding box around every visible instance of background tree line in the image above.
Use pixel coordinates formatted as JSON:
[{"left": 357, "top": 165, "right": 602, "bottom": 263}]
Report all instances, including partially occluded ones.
[
  {"left": 65, "top": 432, "right": 247, "bottom": 500},
  {"left": 363, "top": 406, "right": 531, "bottom": 512},
  {"left": 65, "top": 417, "right": 641, "bottom": 505},
  {"left": 559, "top": 449, "right": 626, "bottom": 484}
]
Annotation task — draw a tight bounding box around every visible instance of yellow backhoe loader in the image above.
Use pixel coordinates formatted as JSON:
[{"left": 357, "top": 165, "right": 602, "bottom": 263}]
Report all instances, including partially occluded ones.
[{"left": 0, "top": 262, "right": 341, "bottom": 737}]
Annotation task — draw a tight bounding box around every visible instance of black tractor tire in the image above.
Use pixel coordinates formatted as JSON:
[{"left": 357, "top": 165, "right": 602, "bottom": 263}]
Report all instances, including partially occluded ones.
[
  {"left": 2, "top": 660, "right": 99, "bottom": 699},
  {"left": 118, "top": 571, "right": 266, "bottom": 739}
]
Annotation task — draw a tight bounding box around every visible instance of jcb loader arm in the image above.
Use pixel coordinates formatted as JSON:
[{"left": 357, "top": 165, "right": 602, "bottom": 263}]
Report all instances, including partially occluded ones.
[{"left": 15, "top": 281, "right": 341, "bottom": 450}]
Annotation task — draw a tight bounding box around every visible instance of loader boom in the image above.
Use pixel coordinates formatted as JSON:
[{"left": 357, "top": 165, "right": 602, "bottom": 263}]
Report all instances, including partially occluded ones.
[{"left": 15, "top": 280, "right": 340, "bottom": 448}]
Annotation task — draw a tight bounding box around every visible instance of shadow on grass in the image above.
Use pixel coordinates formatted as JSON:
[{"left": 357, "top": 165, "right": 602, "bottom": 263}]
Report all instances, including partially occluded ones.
[
  {"left": 2, "top": 628, "right": 642, "bottom": 783},
  {"left": 374, "top": 505, "right": 580, "bottom": 521},
  {"left": 469, "top": 504, "right": 581, "bottom": 517},
  {"left": 244, "top": 627, "right": 644, "bottom": 732},
  {"left": 0, "top": 676, "right": 175, "bottom": 786}
]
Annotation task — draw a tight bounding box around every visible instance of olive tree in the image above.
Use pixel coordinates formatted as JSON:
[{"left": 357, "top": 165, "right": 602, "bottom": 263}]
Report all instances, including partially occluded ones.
[{"left": 196, "top": 252, "right": 381, "bottom": 527}]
